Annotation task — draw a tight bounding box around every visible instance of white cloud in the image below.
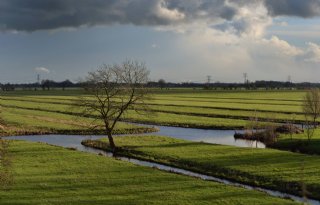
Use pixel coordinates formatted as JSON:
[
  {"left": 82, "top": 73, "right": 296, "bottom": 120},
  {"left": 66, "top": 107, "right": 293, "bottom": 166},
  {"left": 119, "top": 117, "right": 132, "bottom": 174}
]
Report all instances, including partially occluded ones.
[
  {"left": 34, "top": 67, "right": 50, "bottom": 73},
  {"left": 225, "top": 1, "right": 272, "bottom": 38},
  {"left": 155, "top": 0, "right": 185, "bottom": 22},
  {"left": 257, "top": 36, "right": 302, "bottom": 57},
  {"left": 303, "top": 42, "right": 320, "bottom": 63},
  {"left": 163, "top": 21, "right": 320, "bottom": 82}
]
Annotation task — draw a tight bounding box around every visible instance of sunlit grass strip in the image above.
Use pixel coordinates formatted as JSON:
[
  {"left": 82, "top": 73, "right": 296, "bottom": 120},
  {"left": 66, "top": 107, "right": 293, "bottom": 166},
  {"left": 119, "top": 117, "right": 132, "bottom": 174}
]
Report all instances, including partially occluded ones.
[
  {"left": 84, "top": 135, "right": 320, "bottom": 200},
  {"left": 0, "top": 140, "right": 297, "bottom": 205},
  {"left": 0, "top": 108, "right": 156, "bottom": 136}
]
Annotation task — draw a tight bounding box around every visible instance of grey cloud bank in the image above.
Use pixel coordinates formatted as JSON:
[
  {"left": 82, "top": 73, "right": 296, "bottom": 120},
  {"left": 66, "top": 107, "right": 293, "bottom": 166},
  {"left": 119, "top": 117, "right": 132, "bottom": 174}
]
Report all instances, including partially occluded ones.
[
  {"left": 265, "top": 0, "right": 320, "bottom": 17},
  {"left": 1, "top": 0, "right": 320, "bottom": 32}
]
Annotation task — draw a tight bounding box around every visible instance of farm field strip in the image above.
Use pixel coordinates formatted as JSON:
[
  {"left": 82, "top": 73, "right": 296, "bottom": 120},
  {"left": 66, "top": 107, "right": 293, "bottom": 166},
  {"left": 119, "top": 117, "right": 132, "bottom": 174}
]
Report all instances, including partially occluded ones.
[
  {"left": 1, "top": 106, "right": 146, "bottom": 135},
  {"left": 146, "top": 99, "right": 303, "bottom": 113},
  {"left": 0, "top": 97, "right": 309, "bottom": 129},
  {"left": 86, "top": 135, "right": 320, "bottom": 200},
  {"left": 149, "top": 96, "right": 303, "bottom": 106},
  {"left": 152, "top": 90, "right": 305, "bottom": 100},
  {"left": 0, "top": 140, "right": 298, "bottom": 205},
  {"left": 159, "top": 95, "right": 304, "bottom": 103},
  {"left": 4, "top": 98, "right": 302, "bottom": 129},
  {"left": 2, "top": 94, "right": 304, "bottom": 107},
  {"left": 1, "top": 95, "right": 304, "bottom": 115},
  {"left": 72, "top": 93, "right": 303, "bottom": 106},
  {"left": 18, "top": 95, "right": 302, "bottom": 113},
  {"left": 1, "top": 97, "right": 305, "bottom": 119},
  {"left": 0, "top": 90, "right": 308, "bottom": 130},
  {"left": 146, "top": 106, "right": 307, "bottom": 123},
  {"left": 3, "top": 89, "right": 306, "bottom": 99},
  {"left": 2, "top": 103, "right": 249, "bottom": 129}
]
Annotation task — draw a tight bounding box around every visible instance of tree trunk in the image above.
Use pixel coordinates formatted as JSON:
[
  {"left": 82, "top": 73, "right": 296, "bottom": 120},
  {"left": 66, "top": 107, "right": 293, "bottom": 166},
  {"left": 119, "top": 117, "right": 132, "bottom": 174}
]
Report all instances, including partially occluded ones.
[{"left": 107, "top": 131, "right": 116, "bottom": 153}]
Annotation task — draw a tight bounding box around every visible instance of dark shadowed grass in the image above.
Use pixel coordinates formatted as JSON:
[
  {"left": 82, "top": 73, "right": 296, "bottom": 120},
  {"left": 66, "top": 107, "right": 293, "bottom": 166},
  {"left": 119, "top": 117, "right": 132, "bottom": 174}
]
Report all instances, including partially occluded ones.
[{"left": 270, "top": 129, "right": 320, "bottom": 155}]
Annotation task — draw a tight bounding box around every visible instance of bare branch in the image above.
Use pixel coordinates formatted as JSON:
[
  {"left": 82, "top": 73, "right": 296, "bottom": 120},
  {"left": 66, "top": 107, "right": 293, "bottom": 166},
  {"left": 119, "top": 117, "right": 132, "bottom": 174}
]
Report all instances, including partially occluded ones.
[{"left": 75, "top": 59, "right": 150, "bottom": 152}]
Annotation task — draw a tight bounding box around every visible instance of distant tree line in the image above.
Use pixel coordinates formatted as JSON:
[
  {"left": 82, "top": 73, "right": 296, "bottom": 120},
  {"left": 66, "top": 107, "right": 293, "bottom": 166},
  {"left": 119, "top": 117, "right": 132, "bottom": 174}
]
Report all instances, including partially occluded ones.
[
  {"left": 1, "top": 79, "right": 320, "bottom": 91},
  {"left": 147, "top": 80, "right": 320, "bottom": 90},
  {"left": 0, "top": 79, "right": 77, "bottom": 91}
]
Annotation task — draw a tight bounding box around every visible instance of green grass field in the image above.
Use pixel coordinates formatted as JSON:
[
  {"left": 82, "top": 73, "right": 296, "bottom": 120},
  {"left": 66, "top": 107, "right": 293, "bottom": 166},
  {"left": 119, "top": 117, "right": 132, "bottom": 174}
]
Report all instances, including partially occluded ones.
[
  {"left": 84, "top": 135, "right": 320, "bottom": 200},
  {"left": 0, "top": 89, "right": 310, "bottom": 130},
  {"left": 2, "top": 89, "right": 320, "bottom": 204},
  {"left": 0, "top": 140, "right": 298, "bottom": 205},
  {"left": 0, "top": 98, "right": 157, "bottom": 136},
  {"left": 2, "top": 89, "right": 320, "bottom": 153}
]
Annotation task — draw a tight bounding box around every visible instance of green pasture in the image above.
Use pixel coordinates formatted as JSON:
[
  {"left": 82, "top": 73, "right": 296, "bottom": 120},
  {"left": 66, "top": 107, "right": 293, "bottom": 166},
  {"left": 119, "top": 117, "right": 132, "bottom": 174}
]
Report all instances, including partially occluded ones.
[
  {"left": 0, "top": 140, "right": 297, "bottom": 205},
  {"left": 0, "top": 106, "right": 155, "bottom": 136},
  {"left": 0, "top": 89, "right": 310, "bottom": 131},
  {"left": 87, "top": 135, "right": 320, "bottom": 200}
]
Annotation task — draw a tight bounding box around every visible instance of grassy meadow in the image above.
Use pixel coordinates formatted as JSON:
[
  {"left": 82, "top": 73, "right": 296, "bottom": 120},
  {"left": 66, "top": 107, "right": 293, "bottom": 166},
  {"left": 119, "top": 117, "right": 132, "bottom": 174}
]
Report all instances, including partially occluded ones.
[
  {"left": 0, "top": 89, "right": 310, "bottom": 130},
  {"left": 1, "top": 88, "right": 320, "bottom": 204},
  {"left": 1, "top": 89, "right": 319, "bottom": 151},
  {"left": 0, "top": 140, "right": 298, "bottom": 205},
  {"left": 84, "top": 135, "right": 320, "bottom": 200},
  {"left": 1, "top": 88, "right": 319, "bottom": 151}
]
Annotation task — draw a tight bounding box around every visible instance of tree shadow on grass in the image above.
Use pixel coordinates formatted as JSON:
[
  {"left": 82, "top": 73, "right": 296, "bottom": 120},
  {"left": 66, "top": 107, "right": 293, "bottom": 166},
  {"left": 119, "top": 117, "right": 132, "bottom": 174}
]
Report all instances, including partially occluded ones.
[{"left": 273, "top": 139, "right": 320, "bottom": 155}]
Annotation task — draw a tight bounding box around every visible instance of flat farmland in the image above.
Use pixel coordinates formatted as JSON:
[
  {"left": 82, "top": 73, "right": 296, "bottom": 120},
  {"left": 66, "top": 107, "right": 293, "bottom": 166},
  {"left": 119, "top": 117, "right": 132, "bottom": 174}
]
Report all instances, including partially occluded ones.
[
  {"left": 1, "top": 89, "right": 318, "bottom": 204},
  {"left": 0, "top": 89, "right": 308, "bottom": 131}
]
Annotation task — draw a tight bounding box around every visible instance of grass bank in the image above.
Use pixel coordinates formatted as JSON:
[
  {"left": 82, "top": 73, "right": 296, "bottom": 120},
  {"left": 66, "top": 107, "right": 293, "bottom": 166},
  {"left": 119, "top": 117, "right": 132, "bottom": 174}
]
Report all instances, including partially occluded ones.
[
  {"left": 0, "top": 140, "right": 297, "bottom": 205},
  {"left": 83, "top": 135, "right": 320, "bottom": 200},
  {"left": 0, "top": 102, "right": 158, "bottom": 136}
]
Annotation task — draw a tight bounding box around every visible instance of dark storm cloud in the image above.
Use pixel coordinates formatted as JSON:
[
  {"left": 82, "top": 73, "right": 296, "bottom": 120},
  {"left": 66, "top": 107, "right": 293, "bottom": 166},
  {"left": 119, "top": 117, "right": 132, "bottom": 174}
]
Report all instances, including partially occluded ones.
[
  {"left": 264, "top": 0, "right": 320, "bottom": 17},
  {"left": 0, "top": 0, "right": 238, "bottom": 31},
  {"left": 0, "top": 0, "right": 320, "bottom": 32},
  {"left": 165, "top": 0, "right": 237, "bottom": 20},
  {"left": 0, "top": 0, "right": 166, "bottom": 31}
]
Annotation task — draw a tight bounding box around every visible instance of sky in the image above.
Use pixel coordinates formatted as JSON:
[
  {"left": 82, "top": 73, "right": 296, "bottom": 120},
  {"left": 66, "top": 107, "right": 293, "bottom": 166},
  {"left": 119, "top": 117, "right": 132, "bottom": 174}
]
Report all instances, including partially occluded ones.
[{"left": 1, "top": 0, "right": 320, "bottom": 83}]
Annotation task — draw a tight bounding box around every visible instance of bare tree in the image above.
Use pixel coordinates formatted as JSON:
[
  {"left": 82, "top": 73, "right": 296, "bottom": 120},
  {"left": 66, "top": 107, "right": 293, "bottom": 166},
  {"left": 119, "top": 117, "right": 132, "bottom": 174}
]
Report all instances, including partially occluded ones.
[
  {"left": 246, "top": 110, "right": 259, "bottom": 136},
  {"left": 288, "top": 114, "right": 296, "bottom": 140},
  {"left": 304, "top": 114, "right": 315, "bottom": 142},
  {"left": 78, "top": 60, "right": 150, "bottom": 152},
  {"left": 302, "top": 88, "right": 320, "bottom": 128},
  {"left": 263, "top": 119, "right": 277, "bottom": 145}
]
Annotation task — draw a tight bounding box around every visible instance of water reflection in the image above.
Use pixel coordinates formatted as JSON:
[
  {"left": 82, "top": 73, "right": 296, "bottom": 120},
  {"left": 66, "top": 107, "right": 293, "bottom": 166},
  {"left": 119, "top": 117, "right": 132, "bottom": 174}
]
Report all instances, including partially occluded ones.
[
  {"left": 143, "top": 125, "right": 266, "bottom": 148},
  {"left": 8, "top": 124, "right": 266, "bottom": 148}
]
